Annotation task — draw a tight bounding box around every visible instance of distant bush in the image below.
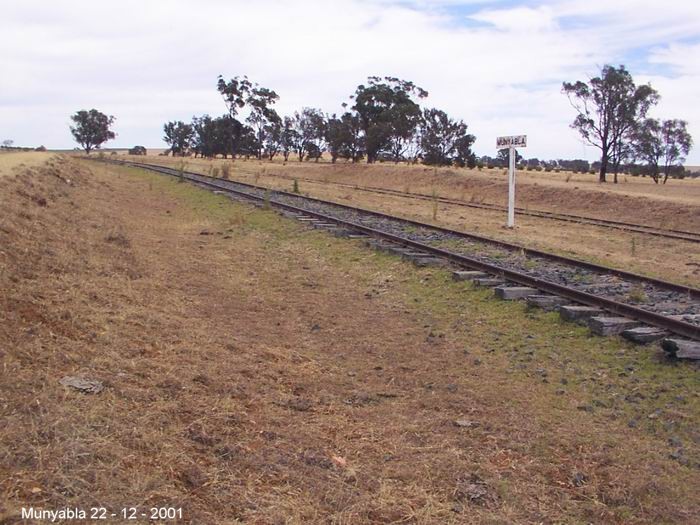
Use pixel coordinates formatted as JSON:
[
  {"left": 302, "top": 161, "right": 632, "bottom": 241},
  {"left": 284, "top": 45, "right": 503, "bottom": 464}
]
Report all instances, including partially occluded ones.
[
  {"left": 221, "top": 163, "right": 231, "bottom": 179},
  {"left": 35, "top": 145, "right": 47, "bottom": 152}
]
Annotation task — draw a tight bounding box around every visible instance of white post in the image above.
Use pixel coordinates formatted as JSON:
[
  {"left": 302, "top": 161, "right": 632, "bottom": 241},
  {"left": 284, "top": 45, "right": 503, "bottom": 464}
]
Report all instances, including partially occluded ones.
[{"left": 507, "top": 146, "right": 516, "bottom": 228}]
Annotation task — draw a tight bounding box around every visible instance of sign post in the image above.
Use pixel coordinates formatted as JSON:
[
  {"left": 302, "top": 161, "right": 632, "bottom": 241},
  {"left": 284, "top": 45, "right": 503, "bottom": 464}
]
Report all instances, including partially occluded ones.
[{"left": 496, "top": 135, "right": 527, "bottom": 228}]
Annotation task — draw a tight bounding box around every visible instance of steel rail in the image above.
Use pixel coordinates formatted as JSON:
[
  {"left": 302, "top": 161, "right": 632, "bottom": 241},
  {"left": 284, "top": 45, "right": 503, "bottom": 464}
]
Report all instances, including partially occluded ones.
[
  {"left": 121, "top": 160, "right": 700, "bottom": 300},
  {"left": 204, "top": 165, "right": 700, "bottom": 242},
  {"left": 113, "top": 160, "right": 700, "bottom": 341}
]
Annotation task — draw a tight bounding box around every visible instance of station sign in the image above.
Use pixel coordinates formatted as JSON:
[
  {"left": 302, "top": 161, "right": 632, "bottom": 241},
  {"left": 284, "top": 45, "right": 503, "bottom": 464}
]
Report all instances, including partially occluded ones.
[{"left": 496, "top": 135, "right": 527, "bottom": 149}]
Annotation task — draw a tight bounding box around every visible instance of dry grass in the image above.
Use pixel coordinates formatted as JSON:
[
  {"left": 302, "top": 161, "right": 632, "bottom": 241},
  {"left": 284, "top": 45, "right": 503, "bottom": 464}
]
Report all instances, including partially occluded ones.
[
  {"left": 123, "top": 154, "right": 700, "bottom": 218},
  {"left": 0, "top": 151, "right": 53, "bottom": 177},
  {"left": 125, "top": 156, "right": 700, "bottom": 287},
  {"left": 1, "top": 158, "right": 699, "bottom": 524}
]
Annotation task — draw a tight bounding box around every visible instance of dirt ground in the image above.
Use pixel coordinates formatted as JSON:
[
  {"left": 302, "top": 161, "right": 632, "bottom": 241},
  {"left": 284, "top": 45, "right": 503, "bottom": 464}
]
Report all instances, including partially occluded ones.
[
  {"left": 1, "top": 157, "right": 699, "bottom": 524},
  {"left": 122, "top": 156, "right": 700, "bottom": 287}
]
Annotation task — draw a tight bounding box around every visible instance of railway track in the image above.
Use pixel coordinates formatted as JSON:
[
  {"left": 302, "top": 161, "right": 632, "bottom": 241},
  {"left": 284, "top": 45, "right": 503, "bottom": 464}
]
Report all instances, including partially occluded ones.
[
  {"left": 111, "top": 159, "right": 700, "bottom": 358},
  {"left": 229, "top": 167, "right": 700, "bottom": 243}
]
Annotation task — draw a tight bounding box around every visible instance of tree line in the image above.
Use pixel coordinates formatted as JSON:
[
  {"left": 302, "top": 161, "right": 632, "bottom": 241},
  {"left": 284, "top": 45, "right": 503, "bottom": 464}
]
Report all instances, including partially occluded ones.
[
  {"left": 161, "top": 76, "right": 477, "bottom": 167},
  {"left": 67, "top": 65, "right": 694, "bottom": 183},
  {"left": 563, "top": 65, "right": 693, "bottom": 184}
]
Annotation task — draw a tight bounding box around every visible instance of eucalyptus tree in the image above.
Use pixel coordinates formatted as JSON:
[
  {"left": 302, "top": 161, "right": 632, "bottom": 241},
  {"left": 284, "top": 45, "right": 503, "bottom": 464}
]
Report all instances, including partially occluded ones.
[
  {"left": 163, "top": 120, "right": 194, "bottom": 156},
  {"left": 326, "top": 112, "right": 365, "bottom": 163},
  {"left": 70, "top": 109, "right": 116, "bottom": 154},
  {"left": 292, "top": 108, "right": 326, "bottom": 162},
  {"left": 420, "top": 108, "right": 475, "bottom": 167},
  {"left": 351, "top": 76, "right": 428, "bottom": 163},
  {"left": 562, "top": 65, "right": 659, "bottom": 183},
  {"left": 280, "top": 116, "right": 298, "bottom": 162},
  {"left": 217, "top": 75, "right": 280, "bottom": 159},
  {"left": 632, "top": 118, "right": 693, "bottom": 184}
]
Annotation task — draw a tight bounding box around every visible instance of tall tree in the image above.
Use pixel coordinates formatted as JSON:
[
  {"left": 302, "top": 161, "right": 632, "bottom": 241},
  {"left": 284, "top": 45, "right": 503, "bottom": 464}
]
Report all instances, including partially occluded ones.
[
  {"left": 497, "top": 148, "right": 523, "bottom": 167},
  {"left": 163, "top": 121, "right": 194, "bottom": 156},
  {"left": 420, "top": 108, "right": 475, "bottom": 167},
  {"left": 292, "top": 108, "right": 326, "bottom": 162},
  {"left": 216, "top": 75, "right": 257, "bottom": 158},
  {"left": 351, "top": 76, "right": 428, "bottom": 163},
  {"left": 632, "top": 118, "right": 693, "bottom": 184},
  {"left": 562, "top": 65, "right": 658, "bottom": 183},
  {"left": 246, "top": 86, "right": 280, "bottom": 159},
  {"left": 263, "top": 118, "right": 283, "bottom": 160},
  {"left": 69, "top": 109, "right": 116, "bottom": 154},
  {"left": 280, "top": 116, "right": 298, "bottom": 162}
]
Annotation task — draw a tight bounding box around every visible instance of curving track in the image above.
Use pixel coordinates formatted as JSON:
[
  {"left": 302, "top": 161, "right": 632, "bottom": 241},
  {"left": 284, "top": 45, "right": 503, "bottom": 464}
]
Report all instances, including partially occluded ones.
[{"left": 229, "top": 167, "right": 700, "bottom": 243}]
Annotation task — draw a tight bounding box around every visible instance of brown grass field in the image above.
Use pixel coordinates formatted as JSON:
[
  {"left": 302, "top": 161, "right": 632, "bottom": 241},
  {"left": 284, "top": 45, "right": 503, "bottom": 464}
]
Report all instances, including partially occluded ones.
[
  {"left": 0, "top": 151, "right": 54, "bottom": 178},
  {"left": 1, "top": 156, "right": 699, "bottom": 523},
  {"left": 122, "top": 155, "right": 700, "bottom": 288}
]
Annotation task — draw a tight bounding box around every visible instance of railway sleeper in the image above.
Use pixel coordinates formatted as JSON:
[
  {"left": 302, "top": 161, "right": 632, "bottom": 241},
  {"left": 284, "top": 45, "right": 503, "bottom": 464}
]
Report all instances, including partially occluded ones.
[
  {"left": 494, "top": 286, "right": 539, "bottom": 300},
  {"left": 452, "top": 270, "right": 489, "bottom": 281},
  {"left": 588, "top": 316, "right": 642, "bottom": 336},
  {"left": 558, "top": 305, "right": 604, "bottom": 325},
  {"left": 472, "top": 277, "right": 506, "bottom": 287},
  {"left": 526, "top": 295, "right": 571, "bottom": 311},
  {"left": 622, "top": 326, "right": 669, "bottom": 344}
]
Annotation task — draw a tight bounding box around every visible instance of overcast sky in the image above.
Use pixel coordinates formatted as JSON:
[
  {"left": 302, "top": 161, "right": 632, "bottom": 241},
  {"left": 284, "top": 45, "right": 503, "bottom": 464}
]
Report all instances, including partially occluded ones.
[{"left": 1, "top": 0, "right": 699, "bottom": 163}]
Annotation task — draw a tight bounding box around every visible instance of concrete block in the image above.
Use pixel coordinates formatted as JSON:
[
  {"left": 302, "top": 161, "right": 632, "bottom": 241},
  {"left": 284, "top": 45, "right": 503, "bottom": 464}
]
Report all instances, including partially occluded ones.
[
  {"left": 494, "top": 286, "right": 538, "bottom": 300},
  {"left": 661, "top": 338, "right": 700, "bottom": 360},
  {"left": 588, "top": 316, "right": 642, "bottom": 336},
  {"left": 559, "top": 305, "right": 604, "bottom": 324},
  {"left": 411, "top": 257, "right": 447, "bottom": 268},
  {"left": 526, "top": 295, "right": 570, "bottom": 311},
  {"left": 622, "top": 326, "right": 668, "bottom": 344},
  {"left": 453, "top": 270, "right": 488, "bottom": 281},
  {"left": 472, "top": 277, "right": 505, "bottom": 287},
  {"left": 400, "top": 251, "right": 430, "bottom": 261}
]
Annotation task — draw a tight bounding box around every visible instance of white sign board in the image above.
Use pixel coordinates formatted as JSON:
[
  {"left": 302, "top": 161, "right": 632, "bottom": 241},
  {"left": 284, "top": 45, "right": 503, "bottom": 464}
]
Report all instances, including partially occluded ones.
[
  {"left": 496, "top": 135, "right": 527, "bottom": 228},
  {"left": 496, "top": 135, "right": 527, "bottom": 149}
]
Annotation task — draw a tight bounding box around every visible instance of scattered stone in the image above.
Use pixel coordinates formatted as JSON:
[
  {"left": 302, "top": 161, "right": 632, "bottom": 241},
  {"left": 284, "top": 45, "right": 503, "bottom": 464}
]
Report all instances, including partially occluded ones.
[
  {"left": 300, "top": 450, "right": 333, "bottom": 469},
  {"left": 454, "top": 474, "right": 495, "bottom": 506},
  {"left": 199, "top": 229, "right": 212, "bottom": 235},
  {"left": 572, "top": 472, "right": 587, "bottom": 487},
  {"left": 59, "top": 376, "right": 104, "bottom": 394},
  {"left": 453, "top": 419, "right": 480, "bottom": 429},
  {"left": 276, "top": 397, "right": 313, "bottom": 412},
  {"left": 179, "top": 465, "right": 207, "bottom": 489},
  {"left": 661, "top": 338, "right": 700, "bottom": 360}
]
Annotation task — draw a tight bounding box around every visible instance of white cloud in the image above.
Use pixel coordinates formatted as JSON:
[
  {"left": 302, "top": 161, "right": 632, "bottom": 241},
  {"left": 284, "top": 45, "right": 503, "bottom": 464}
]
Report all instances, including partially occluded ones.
[{"left": 0, "top": 0, "right": 698, "bottom": 163}]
